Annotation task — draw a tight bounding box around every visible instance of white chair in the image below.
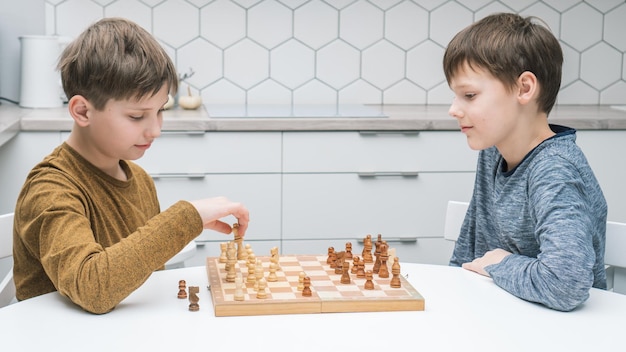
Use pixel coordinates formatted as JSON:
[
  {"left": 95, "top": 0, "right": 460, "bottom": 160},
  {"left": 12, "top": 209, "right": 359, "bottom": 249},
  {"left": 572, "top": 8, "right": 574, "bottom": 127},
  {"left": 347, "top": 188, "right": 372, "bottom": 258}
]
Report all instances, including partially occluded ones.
[
  {"left": 443, "top": 201, "right": 469, "bottom": 242},
  {"left": 605, "top": 221, "right": 626, "bottom": 294},
  {"left": 165, "top": 240, "right": 197, "bottom": 270},
  {"left": 0, "top": 213, "right": 16, "bottom": 308}
]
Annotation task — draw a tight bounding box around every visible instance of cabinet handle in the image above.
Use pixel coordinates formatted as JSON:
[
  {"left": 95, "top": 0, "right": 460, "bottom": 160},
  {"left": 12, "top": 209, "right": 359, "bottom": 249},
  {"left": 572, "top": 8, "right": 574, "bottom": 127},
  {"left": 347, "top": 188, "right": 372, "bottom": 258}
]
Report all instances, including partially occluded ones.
[
  {"left": 357, "top": 172, "right": 418, "bottom": 178},
  {"left": 160, "top": 131, "right": 206, "bottom": 136},
  {"left": 358, "top": 131, "right": 419, "bottom": 136},
  {"left": 151, "top": 173, "right": 206, "bottom": 180},
  {"left": 356, "top": 237, "right": 418, "bottom": 244}
]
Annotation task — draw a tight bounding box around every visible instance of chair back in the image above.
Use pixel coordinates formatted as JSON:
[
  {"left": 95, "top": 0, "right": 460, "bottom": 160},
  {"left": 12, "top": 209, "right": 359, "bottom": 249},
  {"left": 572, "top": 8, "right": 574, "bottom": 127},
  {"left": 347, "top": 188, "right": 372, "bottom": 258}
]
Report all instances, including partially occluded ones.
[
  {"left": 443, "top": 201, "right": 469, "bottom": 242},
  {"left": 605, "top": 221, "right": 626, "bottom": 268},
  {"left": 0, "top": 213, "right": 16, "bottom": 307}
]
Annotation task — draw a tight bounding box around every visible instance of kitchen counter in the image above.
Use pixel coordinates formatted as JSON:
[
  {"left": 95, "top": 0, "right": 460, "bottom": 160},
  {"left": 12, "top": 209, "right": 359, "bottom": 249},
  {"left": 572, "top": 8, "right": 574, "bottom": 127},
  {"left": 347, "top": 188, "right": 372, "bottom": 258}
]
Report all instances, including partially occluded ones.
[{"left": 1, "top": 103, "right": 626, "bottom": 147}]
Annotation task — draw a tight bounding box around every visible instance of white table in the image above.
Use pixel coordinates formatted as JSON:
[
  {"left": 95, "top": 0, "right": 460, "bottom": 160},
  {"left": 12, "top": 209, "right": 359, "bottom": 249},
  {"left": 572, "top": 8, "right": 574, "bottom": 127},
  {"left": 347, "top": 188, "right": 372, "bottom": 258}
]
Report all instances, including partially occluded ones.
[{"left": 1, "top": 263, "right": 624, "bottom": 351}]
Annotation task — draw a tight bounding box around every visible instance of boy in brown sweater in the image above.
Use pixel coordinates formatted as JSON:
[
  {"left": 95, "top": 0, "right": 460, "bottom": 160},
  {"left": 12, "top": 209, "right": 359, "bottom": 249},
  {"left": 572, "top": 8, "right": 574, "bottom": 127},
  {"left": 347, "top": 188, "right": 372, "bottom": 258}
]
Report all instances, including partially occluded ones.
[{"left": 12, "top": 17, "right": 249, "bottom": 314}]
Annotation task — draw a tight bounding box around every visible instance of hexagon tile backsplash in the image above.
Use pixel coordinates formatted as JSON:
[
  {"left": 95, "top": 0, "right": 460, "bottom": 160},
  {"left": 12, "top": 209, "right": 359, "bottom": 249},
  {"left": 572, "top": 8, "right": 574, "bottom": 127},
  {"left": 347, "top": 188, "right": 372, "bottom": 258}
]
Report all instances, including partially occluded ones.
[{"left": 45, "top": 0, "right": 626, "bottom": 106}]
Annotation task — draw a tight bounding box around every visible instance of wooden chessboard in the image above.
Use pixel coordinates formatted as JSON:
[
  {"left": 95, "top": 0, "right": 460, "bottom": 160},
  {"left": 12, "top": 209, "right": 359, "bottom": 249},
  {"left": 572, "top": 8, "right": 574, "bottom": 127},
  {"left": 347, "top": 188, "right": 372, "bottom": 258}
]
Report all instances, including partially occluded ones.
[{"left": 205, "top": 254, "right": 425, "bottom": 317}]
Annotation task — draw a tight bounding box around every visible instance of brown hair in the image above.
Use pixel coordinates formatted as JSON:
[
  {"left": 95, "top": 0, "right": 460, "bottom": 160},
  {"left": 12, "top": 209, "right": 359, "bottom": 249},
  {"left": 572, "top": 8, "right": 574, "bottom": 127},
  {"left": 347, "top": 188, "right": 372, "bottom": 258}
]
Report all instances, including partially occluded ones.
[
  {"left": 443, "top": 13, "right": 562, "bottom": 114},
  {"left": 58, "top": 17, "right": 178, "bottom": 110}
]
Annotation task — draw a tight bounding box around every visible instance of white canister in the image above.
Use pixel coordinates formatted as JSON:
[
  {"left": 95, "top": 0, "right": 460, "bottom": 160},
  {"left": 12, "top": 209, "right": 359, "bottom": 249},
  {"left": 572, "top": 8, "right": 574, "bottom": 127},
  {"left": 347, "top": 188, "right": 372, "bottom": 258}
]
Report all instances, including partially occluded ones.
[{"left": 19, "top": 35, "right": 65, "bottom": 108}]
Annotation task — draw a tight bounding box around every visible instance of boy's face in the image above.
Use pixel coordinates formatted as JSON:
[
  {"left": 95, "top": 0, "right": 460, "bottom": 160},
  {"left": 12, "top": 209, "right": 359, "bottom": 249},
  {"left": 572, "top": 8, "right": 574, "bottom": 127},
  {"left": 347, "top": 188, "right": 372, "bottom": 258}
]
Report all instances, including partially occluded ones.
[
  {"left": 447, "top": 62, "right": 521, "bottom": 151},
  {"left": 86, "top": 85, "right": 169, "bottom": 162}
]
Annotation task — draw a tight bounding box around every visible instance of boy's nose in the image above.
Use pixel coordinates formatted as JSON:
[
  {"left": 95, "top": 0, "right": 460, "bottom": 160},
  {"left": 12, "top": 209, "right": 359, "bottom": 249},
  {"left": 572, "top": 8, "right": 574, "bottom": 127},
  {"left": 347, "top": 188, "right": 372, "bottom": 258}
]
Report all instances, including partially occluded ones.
[
  {"left": 448, "top": 98, "right": 462, "bottom": 120},
  {"left": 146, "top": 117, "right": 162, "bottom": 138}
]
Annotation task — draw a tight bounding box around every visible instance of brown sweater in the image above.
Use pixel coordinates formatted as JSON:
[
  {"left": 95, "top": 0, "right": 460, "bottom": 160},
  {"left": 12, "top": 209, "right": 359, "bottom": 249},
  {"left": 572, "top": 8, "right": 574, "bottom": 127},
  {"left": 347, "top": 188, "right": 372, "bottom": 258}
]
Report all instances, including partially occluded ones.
[{"left": 13, "top": 143, "right": 203, "bottom": 314}]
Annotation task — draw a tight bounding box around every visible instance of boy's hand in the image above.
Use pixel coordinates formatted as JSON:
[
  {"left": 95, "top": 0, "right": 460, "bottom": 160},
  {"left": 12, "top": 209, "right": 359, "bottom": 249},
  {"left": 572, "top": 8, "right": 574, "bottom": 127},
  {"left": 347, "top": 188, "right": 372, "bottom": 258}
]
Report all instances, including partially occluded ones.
[
  {"left": 190, "top": 197, "right": 249, "bottom": 237},
  {"left": 462, "top": 248, "right": 511, "bottom": 277}
]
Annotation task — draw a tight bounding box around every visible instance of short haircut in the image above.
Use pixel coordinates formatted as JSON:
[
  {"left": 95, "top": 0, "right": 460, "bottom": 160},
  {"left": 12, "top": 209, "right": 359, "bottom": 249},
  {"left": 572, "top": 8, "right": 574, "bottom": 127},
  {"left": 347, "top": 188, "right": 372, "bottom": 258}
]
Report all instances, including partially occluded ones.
[
  {"left": 58, "top": 17, "right": 178, "bottom": 110},
  {"left": 443, "top": 13, "right": 563, "bottom": 115}
]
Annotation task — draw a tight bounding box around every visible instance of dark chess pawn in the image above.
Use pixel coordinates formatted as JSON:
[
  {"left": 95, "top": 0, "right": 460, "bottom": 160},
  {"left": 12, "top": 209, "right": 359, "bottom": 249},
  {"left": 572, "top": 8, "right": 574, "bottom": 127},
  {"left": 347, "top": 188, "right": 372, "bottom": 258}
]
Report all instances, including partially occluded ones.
[
  {"left": 302, "top": 276, "right": 312, "bottom": 297},
  {"left": 364, "top": 270, "right": 375, "bottom": 290},
  {"left": 390, "top": 257, "right": 402, "bottom": 288},
  {"left": 177, "top": 280, "right": 187, "bottom": 299}
]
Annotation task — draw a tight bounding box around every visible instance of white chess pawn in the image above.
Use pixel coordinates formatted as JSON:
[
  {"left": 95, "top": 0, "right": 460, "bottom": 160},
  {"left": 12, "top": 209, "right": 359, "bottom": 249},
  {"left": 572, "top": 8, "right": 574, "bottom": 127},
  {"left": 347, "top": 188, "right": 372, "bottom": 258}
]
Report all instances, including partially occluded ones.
[
  {"left": 267, "top": 262, "right": 278, "bottom": 282},
  {"left": 297, "top": 271, "right": 306, "bottom": 291},
  {"left": 256, "top": 278, "right": 267, "bottom": 299},
  {"left": 234, "top": 275, "right": 245, "bottom": 301},
  {"left": 253, "top": 259, "right": 263, "bottom": 291},
  {"left": 219, "top": 242, "right": 228, "bottom": 263}
]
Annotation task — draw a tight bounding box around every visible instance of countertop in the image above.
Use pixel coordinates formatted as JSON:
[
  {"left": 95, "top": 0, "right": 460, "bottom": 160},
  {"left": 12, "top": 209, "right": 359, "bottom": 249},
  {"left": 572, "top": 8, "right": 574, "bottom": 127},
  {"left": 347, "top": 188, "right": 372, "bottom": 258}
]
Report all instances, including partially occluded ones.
[{"left": 2, "top": 103, "right": 626, "bottom": 145}]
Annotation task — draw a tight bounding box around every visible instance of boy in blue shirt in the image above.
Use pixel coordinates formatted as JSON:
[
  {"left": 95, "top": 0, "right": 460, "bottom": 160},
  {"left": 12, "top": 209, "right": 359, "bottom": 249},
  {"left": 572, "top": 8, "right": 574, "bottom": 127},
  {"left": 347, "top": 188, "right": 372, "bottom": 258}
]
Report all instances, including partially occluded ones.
[{"left": 444, "top": 13, "right": 607, "bottom": 311}]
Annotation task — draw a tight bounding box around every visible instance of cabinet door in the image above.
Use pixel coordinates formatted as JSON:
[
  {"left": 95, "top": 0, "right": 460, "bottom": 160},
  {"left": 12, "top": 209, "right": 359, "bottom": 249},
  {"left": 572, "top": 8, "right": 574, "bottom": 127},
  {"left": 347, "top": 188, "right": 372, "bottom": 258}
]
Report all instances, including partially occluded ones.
[
  {"left": 136, "top": 131, "right": 282, "bottom": 174},
  {"left": 0, "top": 132, "right": 63, "bottom": 213},
  {"left": 283, "top": 131, "right": 477, "bottom": 172},
  {"left": 576, "top": 131, "right": 626, "bottom": 222},
  {"left": 152, "top": 174, "right": 281, "bottom": 241},
  {"left": 282, "top": 172, "right": 475, "bottom": 240}
]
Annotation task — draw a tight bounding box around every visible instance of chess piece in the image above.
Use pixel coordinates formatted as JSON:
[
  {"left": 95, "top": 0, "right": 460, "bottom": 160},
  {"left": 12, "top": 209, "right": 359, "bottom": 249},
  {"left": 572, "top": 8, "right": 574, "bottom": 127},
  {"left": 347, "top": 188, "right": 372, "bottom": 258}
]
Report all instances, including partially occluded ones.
[
  {"left": 177, "top": 280, "right": 187, "bottom": 299},
  {"left": 270, "top": 246, "right": 281, "bottom": 271},
  {"left": 340, "top": 261, "right": 351, "bottom": 284},
  {"left": 254, "top": 259, "right": 263, "bottom": 291},
  {"left": 362, "top": 234, "right": 373, "bottom": 263},
  {"left": 378, "top": 242, "right": 389, "bottom": 279},
  {"left": 234, "top": 274, "right": 245, "bottom": 301},
  {"left": 188, "top": 286, "right": 200, "bottom": 311},
  {"left": 234, "top": 224, "right": 246, "bottom": 260},
  {"left": 327, "top": 246, "right": 335, "bottom": 264},
  {"left": 328, "top": 249, "right": 337, "bottom": 268},
  {"left": 242, "top": 243, "right": 251, "bottom": 261},
  {"left": 302, "top": 276, "right": 312, "bottom": 297},
  {"left": 388, "top": 247, "right": 397, "bottom": 271},
  {"left": 335, "top": 257, "right": 343, "bottom": 274},
  {"left": 256, "top": 278, "right": 267, "bottom": 299},
  {"left": 246, "top": 244, "right": 254, "bottom": 259},
  {"left": 219, "top": 242, "right": 228, "bottom": 263},
  {"left": 267, "top": 262, "right": 278, "bottom": 282},
  {"left": 247, "top": 253, "right": 257, "bottom": 283},
  {"left": 390, "top": 257, "right": 402, "bottom": 288},
  {"left": 351, "top": 256, "right": 360, "bottom": 274},
  {"left": 364, "top": 270, "right": 374, "bottom": 290},
  {"left": 345, "top": 242, "right": 353, "bottom": 259},
  {"left": 372, "top": 239, "right": 382, "bottom": 274},
  {"left": 356, "top": 260, "right": 366, "bottom": 278},
  {"left": 226, "top": 241, "right": 237, "bottom": 282},
  {"left": 297, "top": 271, "right": 306, "bottom": 291}
]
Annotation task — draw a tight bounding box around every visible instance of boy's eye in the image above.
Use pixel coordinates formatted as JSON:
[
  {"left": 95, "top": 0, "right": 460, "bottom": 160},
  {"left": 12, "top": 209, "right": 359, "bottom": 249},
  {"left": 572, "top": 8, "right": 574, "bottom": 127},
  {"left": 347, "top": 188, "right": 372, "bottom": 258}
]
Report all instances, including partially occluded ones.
[
  {"left": 464, "top": 93, "right": 476, "bottom": 99},
  {"left": 130, "top": 115, "right": 143, "bottom": 120}
]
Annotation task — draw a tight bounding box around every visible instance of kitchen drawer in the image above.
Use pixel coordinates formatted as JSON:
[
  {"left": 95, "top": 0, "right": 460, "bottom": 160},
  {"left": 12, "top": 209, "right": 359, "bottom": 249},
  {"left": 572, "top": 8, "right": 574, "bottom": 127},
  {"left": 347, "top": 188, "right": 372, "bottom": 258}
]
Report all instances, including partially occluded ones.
[
  {"left": 282, "top": 172, "right": 475, "bottom": 240},
  {"left": 282, "top": 131, "right": 477, "bottom": 172},
  {"left": 280, "top": 237, "right": 455, "bottom": 265},
  {"left": 151, "top": 174, "right": 281, "bottom": 241},
  {"left": 136, "top": 131, "right": 282, "bottom": 174}
]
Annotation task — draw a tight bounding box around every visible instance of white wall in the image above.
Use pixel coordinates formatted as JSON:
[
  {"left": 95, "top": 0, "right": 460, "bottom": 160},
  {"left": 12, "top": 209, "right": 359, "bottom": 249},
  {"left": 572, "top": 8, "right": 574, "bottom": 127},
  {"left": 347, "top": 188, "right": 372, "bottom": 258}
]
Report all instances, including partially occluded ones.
[
  {"left": 0, "top": 0, "right": 45, "bottom": 103},
  {"left": 3, "top": 0, "right": 626, "bottom": 107}
]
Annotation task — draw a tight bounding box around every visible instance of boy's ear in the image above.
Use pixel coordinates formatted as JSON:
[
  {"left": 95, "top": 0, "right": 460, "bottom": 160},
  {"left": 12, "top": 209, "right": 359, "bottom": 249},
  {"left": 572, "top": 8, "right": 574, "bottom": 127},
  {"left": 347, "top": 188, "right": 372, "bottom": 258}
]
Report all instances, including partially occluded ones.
[
  {"left": 68, "top": 95, "right": 92, "bottom": 127},
  {"left": 517, "top": 71, "right": 538, "bottom": 105}
]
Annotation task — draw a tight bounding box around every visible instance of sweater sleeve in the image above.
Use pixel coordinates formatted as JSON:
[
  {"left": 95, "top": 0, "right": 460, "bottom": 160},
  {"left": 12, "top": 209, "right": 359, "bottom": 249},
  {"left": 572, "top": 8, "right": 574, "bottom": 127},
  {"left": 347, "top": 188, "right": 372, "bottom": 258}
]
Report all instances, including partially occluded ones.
[
  {"left": 15, "top": 169, "right": 203, "bottom": 314},
  {"left": 484, "top": 157, "right": 599, "bottom": 311}
]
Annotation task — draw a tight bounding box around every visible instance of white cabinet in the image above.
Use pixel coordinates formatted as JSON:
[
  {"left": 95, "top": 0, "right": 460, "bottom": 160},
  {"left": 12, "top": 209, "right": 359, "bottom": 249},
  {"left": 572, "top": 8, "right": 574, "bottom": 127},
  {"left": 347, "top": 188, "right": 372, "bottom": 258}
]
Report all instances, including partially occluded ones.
[
  {"left": 281, "top": 131, "right": 477, "bottom": 263},
  {"left": 0, "top": 132, "right": 63, "bottom": 213},
  {"left": 576, "top": 131, "right": 626, "bottom": 223},
  {"left": 133, "top": 131, "right": 283, "bottom": 247}
]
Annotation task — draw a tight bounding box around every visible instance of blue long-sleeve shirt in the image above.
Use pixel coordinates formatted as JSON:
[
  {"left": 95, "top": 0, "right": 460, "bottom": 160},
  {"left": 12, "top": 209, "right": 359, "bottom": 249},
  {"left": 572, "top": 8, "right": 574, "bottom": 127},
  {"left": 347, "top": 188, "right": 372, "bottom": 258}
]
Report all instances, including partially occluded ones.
[{"left": 450, "top": 125, "right": 607, "bottom": 311}]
